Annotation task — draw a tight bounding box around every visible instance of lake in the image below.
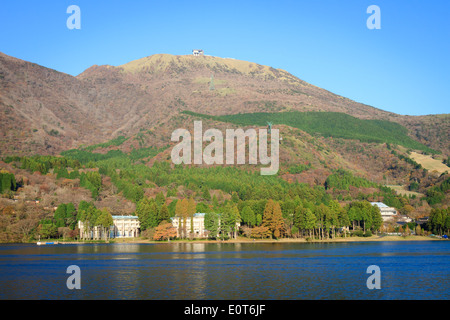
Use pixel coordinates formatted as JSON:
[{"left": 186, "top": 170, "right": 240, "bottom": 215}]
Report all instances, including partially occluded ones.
[{"left": 0, "top": 241, "right": 448, "bottom": 300}]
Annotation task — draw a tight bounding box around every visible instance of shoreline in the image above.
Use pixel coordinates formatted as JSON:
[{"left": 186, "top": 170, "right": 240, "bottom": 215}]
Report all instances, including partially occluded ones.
[{"left": 19, "top": 235, "right": 444, "bottom": 245}]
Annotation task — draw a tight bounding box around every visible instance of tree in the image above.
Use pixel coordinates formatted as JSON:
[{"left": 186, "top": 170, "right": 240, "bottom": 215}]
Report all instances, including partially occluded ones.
[
  {"left": 175, "top": 198, "right": 189, "bottom": 238},
  {"left": 262, "top": 199, "right": 285, "bottom": 239},
  {"left": 54, "top": 204, "right": 67, "bottom": 228},
  {"left": 203, "top": 186, "right": 211, "bottom": 201},
  {"left": 96, "top": 208, "right": 113, "bottom": 241},
  {"left": 241, "top": 206, "right": 256, "bottom": 227},
  {"left": 155, "top": 191, "right": 166, "bottom": 206},
  {"left": 153, "top": 221, "right": 177, "bottom": 241},
  {"left": 204, "top": 212, "right": 220, "bottom": 239},
  {"left": 39, "top": 222, "right": 58, "bottom": 239},
  {"left": 250, "top": 226, "right": 271, "bottom": 239},
  {"left": 415, "top": 224, "right": 422, "bottom": 236},
  {"left": 158, "top": 204, "right": 170, "bottom": 224},
  {"left": 314, "top": 204, "right": 330, "bottom": 240},
  {"left": 0, "top": 171, "right": 16, "bottom": 193},
  {"left": 136, "top": 197, "right": 150, "bottom": 231},
  {"left": 370, "top": 205, "right": 383, "bottom": 234},
  {"left": 271, "top": 202, "right": 284, "bottom": 239},
  {"left": 220, "top": 204, "right": 239, "bottom": 239},
  {"left": 303, "top": 208, "right": 317, "bottom": 239},
  {"left": 338, "top": 206, "right": 351, "bottom": 237},
  {"left": 188, "top": 197, "right": 196, "bottom": 235},
  {"left": 230, "top": 205, "right": 241, "bottom": 239}
]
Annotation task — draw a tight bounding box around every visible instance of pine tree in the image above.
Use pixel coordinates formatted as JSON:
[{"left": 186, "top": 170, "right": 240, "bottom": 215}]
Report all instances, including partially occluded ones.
[
  {"left": 158, "top": 204, "right": 170, "bottom": 224},
  {"left": 272, "top": 202, "right": 284, "bottom": 239},
  {"left": 203, "top": 187, "right": 211, "bottom": 201},
  {"left": 262, "top": 199, "right": 285, "bottom": 239}
]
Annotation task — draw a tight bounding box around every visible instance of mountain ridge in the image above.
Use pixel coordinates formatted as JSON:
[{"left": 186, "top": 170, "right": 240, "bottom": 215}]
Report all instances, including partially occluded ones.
[{"left": 0, "top": 51, "right": 448, "bottom": 157}]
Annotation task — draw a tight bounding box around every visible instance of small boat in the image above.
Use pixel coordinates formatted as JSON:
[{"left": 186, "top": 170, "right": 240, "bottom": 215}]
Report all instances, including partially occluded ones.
[{"left": 36, "top": 236, "right": 58, "bottom": 245}]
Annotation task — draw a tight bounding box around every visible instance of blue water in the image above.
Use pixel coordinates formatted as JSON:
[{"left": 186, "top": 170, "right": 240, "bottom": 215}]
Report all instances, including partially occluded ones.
[{"left": 0, "top": 241, "right": 448, "bottom": 300}]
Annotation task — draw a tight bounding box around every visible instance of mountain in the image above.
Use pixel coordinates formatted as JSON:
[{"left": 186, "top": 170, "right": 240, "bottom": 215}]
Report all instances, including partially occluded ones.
[
  {"left": 0, "top": 51, "right": 448, "bottom": 162},
  {"left": 1, "top": 52, "right": 449, "bottom": 243}
]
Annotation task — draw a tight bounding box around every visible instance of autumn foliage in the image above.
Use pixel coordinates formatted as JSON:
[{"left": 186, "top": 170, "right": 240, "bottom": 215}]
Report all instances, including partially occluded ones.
[{"left": 153, "top": 221, "right": 177, "bottom": 241}]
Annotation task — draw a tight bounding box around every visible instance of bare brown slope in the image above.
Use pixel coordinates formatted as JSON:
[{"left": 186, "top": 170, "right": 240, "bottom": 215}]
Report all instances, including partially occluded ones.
[{"left": 0, "top": 52, "right": 448, "bottom": 156}]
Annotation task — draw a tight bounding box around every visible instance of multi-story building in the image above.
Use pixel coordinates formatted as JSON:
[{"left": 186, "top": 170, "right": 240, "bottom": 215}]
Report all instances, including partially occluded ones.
[
  {"left": 370, "top": 202, "right": 397, "bottom": 221},
  {"left": 110, "top": 215, "right": 140, "bottom": 238},
  {"left": 171, "top": 213, "right": 207, "bottom": 238},
  {"left": 78, "top": 215, "right": 140, "bottom": 239}
]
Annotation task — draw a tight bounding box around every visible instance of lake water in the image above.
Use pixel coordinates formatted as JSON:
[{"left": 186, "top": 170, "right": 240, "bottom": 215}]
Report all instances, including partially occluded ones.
[{"left": 0, "top": 241, "right": 448, "bottom": 300}]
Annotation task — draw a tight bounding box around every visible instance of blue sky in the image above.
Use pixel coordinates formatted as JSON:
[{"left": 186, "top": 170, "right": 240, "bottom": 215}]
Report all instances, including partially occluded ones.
[{"left": 0, "top": 0, "right": 449, "bottom": 116}]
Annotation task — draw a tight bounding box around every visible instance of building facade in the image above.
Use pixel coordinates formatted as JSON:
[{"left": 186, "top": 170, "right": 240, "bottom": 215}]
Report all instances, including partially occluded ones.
[
  {"left": 171, "top": 213, "right": 207, "bottom": 238},
  {"left": 78, "top": 215, "right": 140, "bottom": 239},
  {"left": 110, "top": 215, "right": 140, "bottom": 238},
  {"left": 370, "top": 202, "right": 397, "bottom": 221}
]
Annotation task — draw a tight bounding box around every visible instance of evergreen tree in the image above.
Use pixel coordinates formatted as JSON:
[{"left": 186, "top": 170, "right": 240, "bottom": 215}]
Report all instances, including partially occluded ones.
[
  {"left": 204, "top": 212, "right": 220, "bottom": 239},
  {"left": 262, "top": 199, "right": 285, "bottom": 239},
  {"left": 158, "top": 204, "right": 170, "bottom": 224},
  {"left": 203, "top": 187, "right": 211, "bottom": 201},
  {"left": 54, "top": 204, "right": 67, "bottom": 228},
  {"left": 241, "top": 206, "right": 256, "bottom": 227}
]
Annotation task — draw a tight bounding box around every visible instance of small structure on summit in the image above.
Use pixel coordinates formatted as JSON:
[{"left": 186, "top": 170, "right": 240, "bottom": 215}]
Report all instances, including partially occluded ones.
[{"left": 193, "top": 49, "right": 204, "bottom": 56}]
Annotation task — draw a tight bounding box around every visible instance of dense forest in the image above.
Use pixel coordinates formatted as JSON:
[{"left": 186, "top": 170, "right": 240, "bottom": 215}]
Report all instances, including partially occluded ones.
[
  {"left": 1, "top": 139, "right": 448, "bottom": 243},
  {"left": 0, "top": 110, "right": 448, "bottom": 243},
  {"left": 182, "top": 111, "right": 438, "bottom": 154}
]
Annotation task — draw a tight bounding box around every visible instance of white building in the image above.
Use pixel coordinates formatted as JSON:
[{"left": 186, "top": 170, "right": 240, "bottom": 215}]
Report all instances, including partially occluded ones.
[
  {"left": 172, "top": 213, "right": 207, "bottom": 238},
  {"left": 78, "top": 215, "right": 140, "bottom": 239},
  {"left": 171, "top": 212, "right": 241, "bottom": 239},
  {"left": 110, "top": 215, "right": 140, "bottom": 238},
  {"left": 370, "top": 202, "right": 397, "bottom": 221}
]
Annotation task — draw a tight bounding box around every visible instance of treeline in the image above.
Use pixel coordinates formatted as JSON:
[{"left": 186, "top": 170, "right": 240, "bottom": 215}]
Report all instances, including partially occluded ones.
[
  {"left": 61, "top": 145, "right": 164, "bottom": 165},
  {"left": 325, "top": 169, "right": 377, "bottom": 190},
  {"left": 52, "top": 167, "right": 102, "bottom": 198},
  {"left": 389, "top": 149, "right": 423, "bottom": 170},
  {"left": 182, "top": 111, "right": 437, "bottom": 154},
  {"left": 38, "top": 202, "right": 78, "bottom": 239},
  {"left": 427, "top": 207, "right": 450, "bottom": 236},
  {"left": 4, "top": 155, "right": 81, "bottom": 175},
  {"left": 239, "top": 198, "right": 382, "bottom": 239},
  {"left": 426, "top": 177, "right": 450, "bottom": 206},
  {"left": 33, "top": 201, "right": 114, "bottom": 241},
  {"left": 142, "top": 194, "right": 384, "bottom": 240},
  {"left": 203, "top": 198, "right": 382, "bottom": 240},
  {"left": 0, "top": 171, "right": 16, "bottom": 194}
]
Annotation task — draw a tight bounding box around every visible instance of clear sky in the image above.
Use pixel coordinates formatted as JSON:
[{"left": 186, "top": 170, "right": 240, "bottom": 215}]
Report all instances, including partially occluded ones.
[{"left": 0, "top": 0, "right": 449, "bottom": 116}]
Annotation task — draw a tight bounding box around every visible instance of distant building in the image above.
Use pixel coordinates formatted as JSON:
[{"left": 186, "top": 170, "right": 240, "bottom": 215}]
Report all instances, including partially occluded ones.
[
  {"left": 78, "top": 215, "right": 140, "bottom": 239},
  {"left": 171, "top": 213, "right": 208, "bottom": 238},
  {"left": 370, "top": 202, "right": 397, "bottom": 221},
  {"left": 416, "top": 216, "right": 429, "bottom": 225},
  {"left": 193, "top": 49, "right": 204, "bottom": 56},
  {"left": 395, "top": 215, "right": 413, "bottom": 225},
  {"left": 171, "top": 212, "right": 241, "bottom": 239},
  {"left": 110, "top": 215, "right": 140, "bottom": 238}
]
